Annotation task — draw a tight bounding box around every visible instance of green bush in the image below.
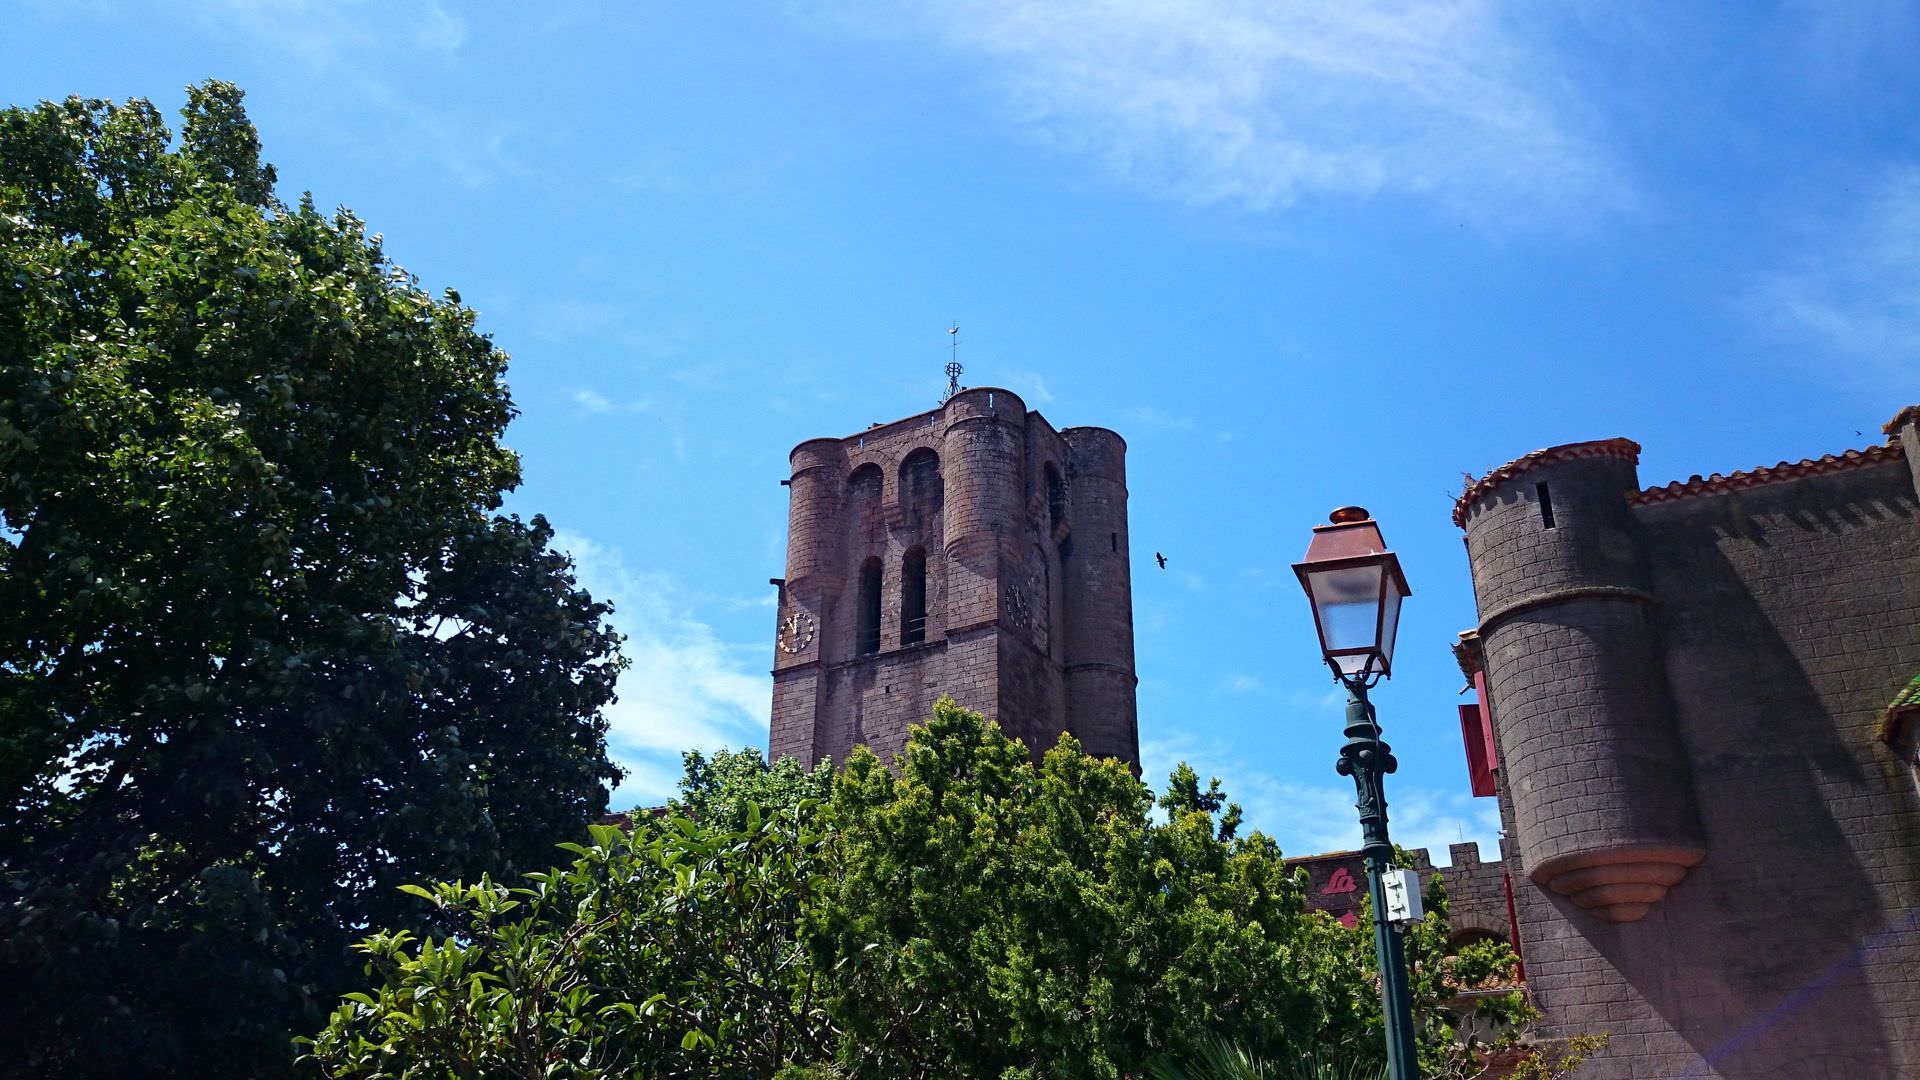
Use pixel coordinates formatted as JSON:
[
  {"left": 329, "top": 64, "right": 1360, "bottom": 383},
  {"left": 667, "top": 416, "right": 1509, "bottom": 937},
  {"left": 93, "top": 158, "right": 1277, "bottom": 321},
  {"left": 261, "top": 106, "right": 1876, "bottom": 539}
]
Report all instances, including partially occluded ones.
[{"left": 307, "top": 700, "right": 1557, "bottom": 1078}]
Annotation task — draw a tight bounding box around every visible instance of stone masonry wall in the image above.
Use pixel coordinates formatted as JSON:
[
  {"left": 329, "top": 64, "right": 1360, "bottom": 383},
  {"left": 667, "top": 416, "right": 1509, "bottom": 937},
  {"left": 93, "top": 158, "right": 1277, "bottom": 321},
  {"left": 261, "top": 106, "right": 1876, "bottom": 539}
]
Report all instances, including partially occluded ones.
[
  {"left": 1292, "top": 842, "right": 1514, "bottom": 946},
  {"left": 1469, "top": 439, "right": 1920, "bottom": 1079}
]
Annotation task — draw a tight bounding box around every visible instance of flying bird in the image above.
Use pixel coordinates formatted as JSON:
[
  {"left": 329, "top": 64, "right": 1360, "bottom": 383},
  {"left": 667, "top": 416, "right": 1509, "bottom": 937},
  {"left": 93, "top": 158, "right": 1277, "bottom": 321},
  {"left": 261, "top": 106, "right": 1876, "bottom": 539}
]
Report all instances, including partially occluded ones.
[{"left": 1155, "top": 552, "right": 1168, "bottom": 569}]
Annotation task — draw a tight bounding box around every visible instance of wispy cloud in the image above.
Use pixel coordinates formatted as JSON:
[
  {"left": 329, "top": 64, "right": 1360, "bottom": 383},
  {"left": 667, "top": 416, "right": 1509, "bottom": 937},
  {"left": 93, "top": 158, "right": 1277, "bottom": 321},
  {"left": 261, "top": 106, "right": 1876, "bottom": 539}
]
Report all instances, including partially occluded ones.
[
  {"left": 1755, "top": 166, "right": 1920, "bottom": 395},
  {"left": 1141, "top": 721, "right": 1498, "bottom": 866},
  {"left": 154, "top": 0, "right": 524, "bottom": 188},
  {"left": 819, "top": 1, "right": 1616, "bottom": 218},
  {"left": 1001, "top": 369, "right": 1056, "bottom": 405},
  {"left": 553, "top": 531, "right": 771, "bottom": 808},
  {"left": 571, "top": 389, "right": 615, "bottom": 414},
  {"left": 569, "top": 388, "right": 656, "bottom": 416},
  {"left": 179, "top": 0, "right": 468, "bottom": 67},
  {"left": 1124, "top": 405, "right": 1195, "bottom": 430}
]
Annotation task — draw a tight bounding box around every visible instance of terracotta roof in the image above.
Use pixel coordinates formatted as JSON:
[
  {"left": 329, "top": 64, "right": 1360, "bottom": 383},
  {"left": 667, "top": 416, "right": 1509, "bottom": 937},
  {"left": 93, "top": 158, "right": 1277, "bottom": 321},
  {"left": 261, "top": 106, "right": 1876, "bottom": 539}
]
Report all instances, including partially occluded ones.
[
  {"left": 1885, "top": 404, "right": 1920, "bottom": 437},
  {"left": 1452, "top": 630, "right": 1484, "bottom": 685},
  {"left": 1452, "top": 439, "right": 1641, "bottom": 527},
  {"left": 1631, "top": 442, "right": 1905, "bottom": 506}
]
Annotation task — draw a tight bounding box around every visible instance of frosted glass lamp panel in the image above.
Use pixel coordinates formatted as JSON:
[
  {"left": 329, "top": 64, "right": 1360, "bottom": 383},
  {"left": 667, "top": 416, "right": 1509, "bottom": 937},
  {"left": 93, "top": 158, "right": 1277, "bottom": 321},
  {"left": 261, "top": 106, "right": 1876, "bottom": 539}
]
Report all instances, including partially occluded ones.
[
  {"left": 1310, "top": 563, "right": 1384, "bottom": 658},
  {"left": 1376, "top": 584, "right": 1402, "bottom": 673}
]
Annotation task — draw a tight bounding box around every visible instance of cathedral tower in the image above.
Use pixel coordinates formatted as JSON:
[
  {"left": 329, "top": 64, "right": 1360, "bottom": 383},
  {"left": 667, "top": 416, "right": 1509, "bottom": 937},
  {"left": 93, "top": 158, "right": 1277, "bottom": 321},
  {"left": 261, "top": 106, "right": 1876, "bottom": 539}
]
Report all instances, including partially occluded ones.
[{"left": 768, "top": 387, "right": 1139, "bottom": 771}]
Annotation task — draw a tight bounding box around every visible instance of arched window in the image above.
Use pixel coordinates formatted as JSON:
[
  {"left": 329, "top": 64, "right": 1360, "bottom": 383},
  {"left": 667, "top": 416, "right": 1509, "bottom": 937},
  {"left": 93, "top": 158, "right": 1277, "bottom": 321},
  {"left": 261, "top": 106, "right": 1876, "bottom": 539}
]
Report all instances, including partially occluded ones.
[
  {"left": 857, "top": 556, "right": 883, "bottom": 655},
  {"left": 901, "top": 546, "right": 927, "bottom": 646},
  {"left": 848, "top": 463, "right": 884, "bottom": 497},
  {"left": 1045, "top": 463, "right": 1066, "bottom": 530},
  {"left": 1033, "top": 544, "right": 1053, "bottom": 657},
  {"left": 848, "top": 463, "right": 885, "bottom": 546},
  {"left": 901, "top": 448, "right": 942, "bottom": 518},
  {"left": 1446, "top": 927, "right": 1508, "bottom": 953}
]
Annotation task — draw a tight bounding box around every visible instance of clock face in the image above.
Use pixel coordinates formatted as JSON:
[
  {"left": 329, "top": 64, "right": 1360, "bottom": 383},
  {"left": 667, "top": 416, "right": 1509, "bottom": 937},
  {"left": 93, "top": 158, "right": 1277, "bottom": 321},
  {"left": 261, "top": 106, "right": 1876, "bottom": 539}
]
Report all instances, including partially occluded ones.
[
  {"left": 1004, "top": 587, "right": 1030, "bottom": 630},
  {"left": 777, "top": 610, "right": 816, "bottom": 655}
]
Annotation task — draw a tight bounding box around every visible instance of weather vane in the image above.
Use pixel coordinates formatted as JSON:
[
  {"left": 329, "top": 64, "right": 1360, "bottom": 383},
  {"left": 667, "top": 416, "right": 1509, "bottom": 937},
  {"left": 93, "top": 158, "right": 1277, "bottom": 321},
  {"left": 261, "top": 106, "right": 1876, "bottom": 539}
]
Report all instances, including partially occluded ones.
[{"left": 940, "top": 324, "right": 964, "bottom": 404}]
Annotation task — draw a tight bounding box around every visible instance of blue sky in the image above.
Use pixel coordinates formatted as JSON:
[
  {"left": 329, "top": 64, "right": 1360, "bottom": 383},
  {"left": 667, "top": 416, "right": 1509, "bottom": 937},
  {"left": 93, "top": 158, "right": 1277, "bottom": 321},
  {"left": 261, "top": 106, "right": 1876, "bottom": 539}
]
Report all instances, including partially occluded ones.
[{"left": 10, "top": 1, "right": 1919, "bottom": 865}]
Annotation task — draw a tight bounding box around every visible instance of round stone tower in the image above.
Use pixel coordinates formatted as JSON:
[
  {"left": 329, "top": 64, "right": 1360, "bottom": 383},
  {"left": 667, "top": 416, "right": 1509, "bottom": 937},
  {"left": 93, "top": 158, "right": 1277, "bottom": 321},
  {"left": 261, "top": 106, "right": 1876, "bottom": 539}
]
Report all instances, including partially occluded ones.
[
  {"left": 1456, "top": 440, "right": 1706, "bottom": 923},
  {"left": 1060, "top": 426, "right": 1138, "bottom": 766},
  {"left": 769, "top": 437, "right": 850, "bottom": 766},
  {"left": 940, "top": 387, "right": 1027, "bottom": 631},
  {"left": 784, "top": 437, "right": 849, "bottom": 621}
]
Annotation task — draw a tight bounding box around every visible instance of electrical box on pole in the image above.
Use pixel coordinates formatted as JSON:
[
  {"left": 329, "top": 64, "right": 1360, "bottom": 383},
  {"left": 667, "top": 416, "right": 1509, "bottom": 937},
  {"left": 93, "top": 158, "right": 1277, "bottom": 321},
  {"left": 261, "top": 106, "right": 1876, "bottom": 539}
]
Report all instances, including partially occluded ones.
[{"left": 1384, "top": 868, "right": 1424, "bottom": 928}]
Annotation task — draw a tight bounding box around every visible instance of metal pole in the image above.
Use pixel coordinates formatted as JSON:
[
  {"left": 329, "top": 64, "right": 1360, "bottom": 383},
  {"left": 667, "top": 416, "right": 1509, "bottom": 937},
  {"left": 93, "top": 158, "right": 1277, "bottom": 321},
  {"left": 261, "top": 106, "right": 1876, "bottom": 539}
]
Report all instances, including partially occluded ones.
[{"left": 1337, "top": 676, "right": 1421, "bottom": 1080}]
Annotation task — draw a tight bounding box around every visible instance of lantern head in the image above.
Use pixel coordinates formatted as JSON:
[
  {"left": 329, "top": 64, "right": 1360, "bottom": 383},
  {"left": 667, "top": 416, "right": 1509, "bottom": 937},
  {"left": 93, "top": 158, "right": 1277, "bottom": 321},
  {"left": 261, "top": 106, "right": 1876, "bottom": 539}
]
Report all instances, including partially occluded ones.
[{"left": 1293, "top": 507, "right": 1412, "bottom": 680}]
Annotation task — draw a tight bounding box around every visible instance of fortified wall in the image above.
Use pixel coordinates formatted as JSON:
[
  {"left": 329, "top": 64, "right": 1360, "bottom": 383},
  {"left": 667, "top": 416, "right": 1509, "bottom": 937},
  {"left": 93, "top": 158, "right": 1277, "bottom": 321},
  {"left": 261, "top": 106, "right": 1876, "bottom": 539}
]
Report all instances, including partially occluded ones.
[
  {"left": 769, "top": 388, "right": 1139, "bottom": 772},
  {"left": 1452, "top": 405, "right": 1920, "bottom": 1078},
  {"left": 1292, "top": 841, "right": 1516, "bottom": 947}
]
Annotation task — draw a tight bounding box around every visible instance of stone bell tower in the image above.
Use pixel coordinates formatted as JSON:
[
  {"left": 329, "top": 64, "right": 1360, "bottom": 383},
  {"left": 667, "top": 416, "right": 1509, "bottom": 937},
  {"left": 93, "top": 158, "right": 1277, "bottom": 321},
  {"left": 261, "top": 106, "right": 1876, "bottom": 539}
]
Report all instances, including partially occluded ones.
[{"left": 768, "top": 384, "right": 1138, "bottom": 772}]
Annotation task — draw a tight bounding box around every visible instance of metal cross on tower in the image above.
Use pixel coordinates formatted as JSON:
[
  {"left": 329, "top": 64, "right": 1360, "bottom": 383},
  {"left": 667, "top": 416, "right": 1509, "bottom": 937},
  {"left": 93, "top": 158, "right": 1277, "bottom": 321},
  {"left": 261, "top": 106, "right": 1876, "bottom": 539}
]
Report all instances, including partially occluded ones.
[{"left": 940, "top": 325, "right": 964, "bottom": 404}]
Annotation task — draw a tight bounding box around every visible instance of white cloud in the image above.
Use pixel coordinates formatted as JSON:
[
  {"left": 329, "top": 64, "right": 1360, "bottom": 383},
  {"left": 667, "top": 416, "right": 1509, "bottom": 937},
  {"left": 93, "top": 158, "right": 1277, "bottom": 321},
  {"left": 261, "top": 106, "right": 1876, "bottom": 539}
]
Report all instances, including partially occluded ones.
[
  {"left": 1124, "top": 405, "right": 1195, "bottom": 430},
  {"left": 1141, "top": 723, "right": 1500, "bottom": 866},
  {"left": 1001, "top": 369, "right": 1056, "bottom": 405},
  {"left": 1756, "top": 166, "right": 1920, "bottom": 395},
  {"left": 818, "top": 0, "right": 1615, "bottom": 217},
  {"left": 179, "top": 0, "right": 467, "bottom": 67},
  {"left": 531, "top": 299, "right": 632, "bottom": 343},
  {"left": 151, "top": 0, "right": 524, "bottom": 188},
  {"left": 571, "top": 388, "right": 615, "bottom": 414},
  {"left": 569, "top": 387, "right": 656, "bottom": 416},
  {"left": 553, "top": 531, "right": 771, "bottom": 808}
]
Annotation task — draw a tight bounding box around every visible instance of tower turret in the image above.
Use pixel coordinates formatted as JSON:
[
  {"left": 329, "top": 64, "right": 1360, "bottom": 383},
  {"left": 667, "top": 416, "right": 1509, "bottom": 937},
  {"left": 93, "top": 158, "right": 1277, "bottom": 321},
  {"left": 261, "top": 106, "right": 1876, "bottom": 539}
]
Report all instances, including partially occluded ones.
[
  {"left": 1456, "top": 440, "right": 1706, "bottom": 922},
  {"left": 1060, "top": 426, "right": 1138, "bottom": 766},
  {"left": 770, "top": 437, "right": 849, "bottom": 766},
  {"left": 940, "top": 388, "right": 1028, "bottom": 632}
]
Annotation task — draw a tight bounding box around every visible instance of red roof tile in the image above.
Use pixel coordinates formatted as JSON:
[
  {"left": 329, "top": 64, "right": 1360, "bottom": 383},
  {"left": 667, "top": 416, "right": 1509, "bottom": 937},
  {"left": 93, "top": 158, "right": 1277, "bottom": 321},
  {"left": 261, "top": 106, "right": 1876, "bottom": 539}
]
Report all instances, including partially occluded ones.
[
  {"left": 1630, "top": 442, "right": 1906, "bottom": 506},
  {"left": 1452, "top": 439, "right": 1641, "bottom": 527}
]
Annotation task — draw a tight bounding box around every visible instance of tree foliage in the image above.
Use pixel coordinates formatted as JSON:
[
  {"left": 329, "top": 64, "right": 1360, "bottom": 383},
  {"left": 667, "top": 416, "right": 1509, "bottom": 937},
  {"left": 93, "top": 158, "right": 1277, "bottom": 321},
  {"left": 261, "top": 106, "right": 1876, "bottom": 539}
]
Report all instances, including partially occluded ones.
[
  {"left": 668, "top": 745, "right": 834, "bottom": 832},
  {"left": 0, "top": 84, "right": 624, "bottom": 1076},
  {"left": 307, "top": 701, "right": 1555, "bottom": 1079}
]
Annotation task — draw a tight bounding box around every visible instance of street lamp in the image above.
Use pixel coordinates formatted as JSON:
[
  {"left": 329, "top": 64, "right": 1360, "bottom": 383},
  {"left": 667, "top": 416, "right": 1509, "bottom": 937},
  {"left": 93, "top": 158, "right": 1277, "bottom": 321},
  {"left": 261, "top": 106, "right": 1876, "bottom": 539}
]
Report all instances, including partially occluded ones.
[{"left": 1293, "top": 506, "right": 1420, "bottom": 1080}]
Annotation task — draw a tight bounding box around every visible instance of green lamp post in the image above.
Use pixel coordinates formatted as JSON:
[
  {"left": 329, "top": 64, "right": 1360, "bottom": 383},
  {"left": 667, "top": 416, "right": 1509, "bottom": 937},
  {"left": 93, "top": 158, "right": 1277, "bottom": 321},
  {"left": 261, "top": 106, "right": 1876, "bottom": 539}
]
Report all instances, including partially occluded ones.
[{"left": 1293, "top": 506, "right": 1420, "bottom": 1080}]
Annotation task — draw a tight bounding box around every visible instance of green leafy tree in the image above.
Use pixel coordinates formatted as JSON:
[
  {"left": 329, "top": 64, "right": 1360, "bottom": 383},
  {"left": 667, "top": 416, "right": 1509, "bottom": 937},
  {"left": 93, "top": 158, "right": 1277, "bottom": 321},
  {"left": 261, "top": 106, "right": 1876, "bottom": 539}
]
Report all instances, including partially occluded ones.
[
  {"left": 308, "top": 702, "right": 1594, "bottom": 1078},
  {"left": 812, "top": 702, "right": 1347, "bottom": 1078},
  {"left": 303, "top": 810, "right": 830, "bottom": 1078},
  {"left": 0, "top": 84, "right": 624, "bottom": 1076},
  {"left": 308, "top": 701, "right": 1400, "bottom": 1078},
  {"left": 669, "top": 745, "right": 835, "bottom": 830}
]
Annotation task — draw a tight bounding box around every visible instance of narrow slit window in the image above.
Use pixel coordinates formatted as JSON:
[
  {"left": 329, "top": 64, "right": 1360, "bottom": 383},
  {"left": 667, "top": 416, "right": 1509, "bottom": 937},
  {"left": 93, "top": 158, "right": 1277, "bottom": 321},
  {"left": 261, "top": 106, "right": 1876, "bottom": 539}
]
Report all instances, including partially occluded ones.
[
  {"left": 857, "top": 557, "right": 882, "bottom": 655},
  {"left": 1110, "top": 532, "right": 1118, "bottom": 553},
  {"left": 1536, "top": 482, "right": 1556, "bottom": 529},
  {"left": 901, "top": 547, "right": 927, "bottom": 646}
]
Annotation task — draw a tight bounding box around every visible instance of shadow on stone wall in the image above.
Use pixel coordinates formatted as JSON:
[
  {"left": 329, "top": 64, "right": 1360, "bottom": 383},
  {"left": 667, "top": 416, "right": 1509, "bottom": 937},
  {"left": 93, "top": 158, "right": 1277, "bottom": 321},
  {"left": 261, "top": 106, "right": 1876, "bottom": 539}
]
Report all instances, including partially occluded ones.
[{"left": 1564, "top": 487, "right": 1915, "bottom": 1078}]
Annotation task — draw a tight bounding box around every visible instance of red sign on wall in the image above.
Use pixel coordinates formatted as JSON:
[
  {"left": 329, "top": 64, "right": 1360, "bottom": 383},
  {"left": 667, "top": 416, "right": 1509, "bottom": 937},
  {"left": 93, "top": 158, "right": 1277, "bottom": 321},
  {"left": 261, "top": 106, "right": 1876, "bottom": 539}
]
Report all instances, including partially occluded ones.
[{"left": 1289, "top": 851, "right": 1369, "bottom": 928}]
